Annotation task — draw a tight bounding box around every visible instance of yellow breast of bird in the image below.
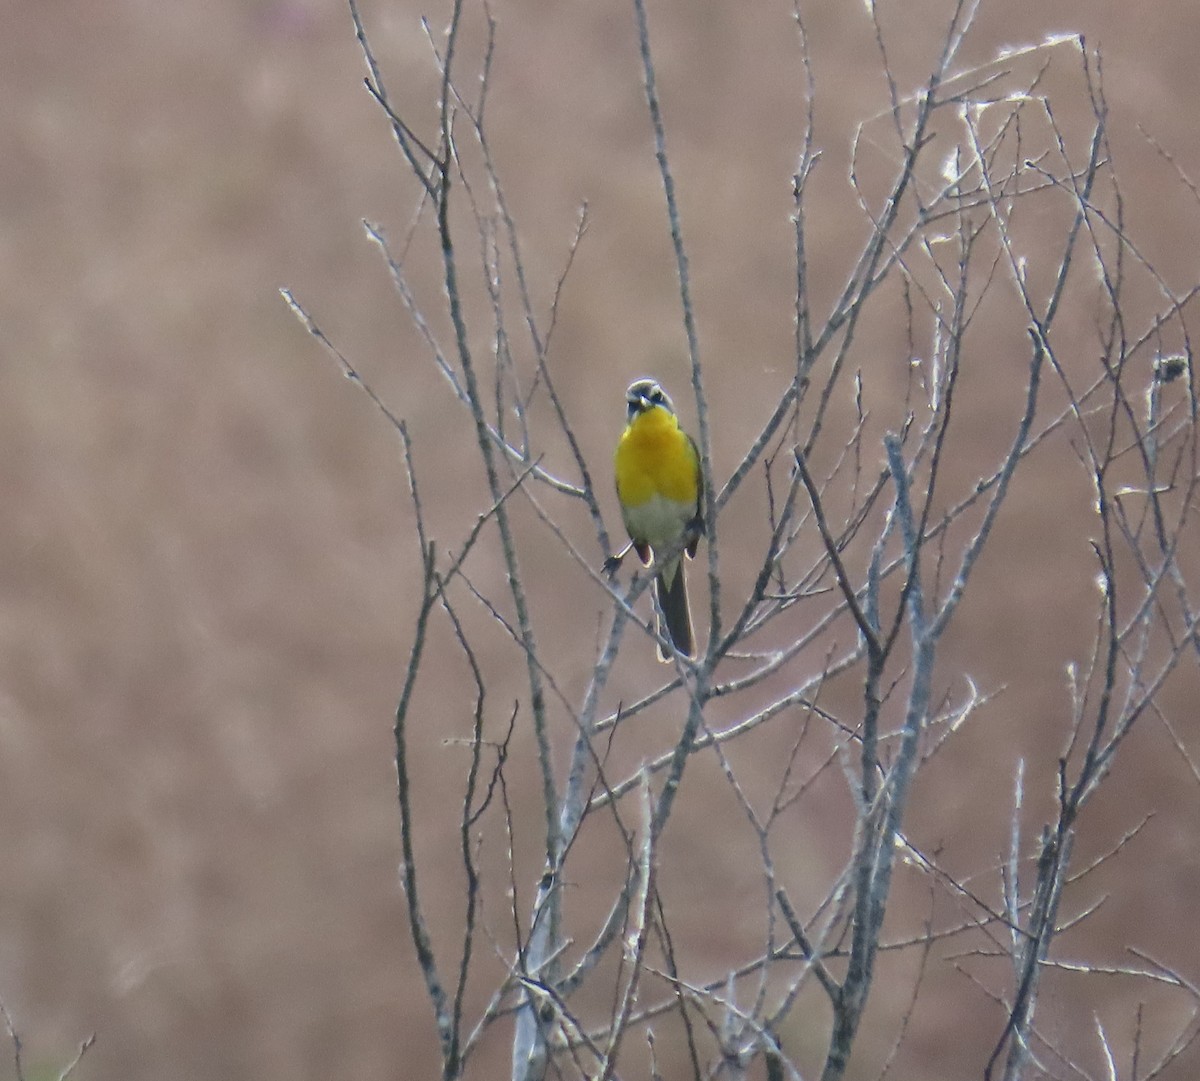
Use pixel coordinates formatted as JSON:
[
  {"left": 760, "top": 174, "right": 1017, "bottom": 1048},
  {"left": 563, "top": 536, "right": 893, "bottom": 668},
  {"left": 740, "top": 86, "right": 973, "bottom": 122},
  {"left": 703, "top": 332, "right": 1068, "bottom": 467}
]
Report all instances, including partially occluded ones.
[{"left": 615, "top": 406, "right": 697, "bottom": 511}]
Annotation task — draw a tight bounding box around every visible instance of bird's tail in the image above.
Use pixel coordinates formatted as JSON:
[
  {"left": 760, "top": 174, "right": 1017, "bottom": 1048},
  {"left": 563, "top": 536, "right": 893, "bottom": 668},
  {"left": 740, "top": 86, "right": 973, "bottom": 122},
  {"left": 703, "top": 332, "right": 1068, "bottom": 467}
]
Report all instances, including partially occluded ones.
[{"left": 655, "top": 557, "right": 694, "bottom": 660}]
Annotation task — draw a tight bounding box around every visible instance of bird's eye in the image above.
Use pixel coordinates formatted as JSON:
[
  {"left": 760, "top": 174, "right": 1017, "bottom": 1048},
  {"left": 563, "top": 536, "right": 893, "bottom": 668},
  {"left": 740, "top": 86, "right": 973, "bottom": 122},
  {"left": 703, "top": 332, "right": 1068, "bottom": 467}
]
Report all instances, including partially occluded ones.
[{"left": 651, "top": 388, "right": 664, "bottom": 402}]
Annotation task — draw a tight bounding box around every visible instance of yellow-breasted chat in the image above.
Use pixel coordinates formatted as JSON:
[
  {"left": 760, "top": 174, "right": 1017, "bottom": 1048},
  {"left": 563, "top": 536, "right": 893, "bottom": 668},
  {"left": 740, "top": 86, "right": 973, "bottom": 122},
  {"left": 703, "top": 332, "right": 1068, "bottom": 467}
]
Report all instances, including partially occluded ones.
[{"left": 611, "top": 378, "right": 704, "bottom": 659}]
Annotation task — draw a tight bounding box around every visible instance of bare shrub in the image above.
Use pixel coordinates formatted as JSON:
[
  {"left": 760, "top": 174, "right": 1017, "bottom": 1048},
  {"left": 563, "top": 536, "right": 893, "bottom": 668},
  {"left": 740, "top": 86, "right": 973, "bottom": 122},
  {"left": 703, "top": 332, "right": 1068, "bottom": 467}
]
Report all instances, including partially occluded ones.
[{"left": 286, "top": 1, "right": 1200, "bottom": 1077}]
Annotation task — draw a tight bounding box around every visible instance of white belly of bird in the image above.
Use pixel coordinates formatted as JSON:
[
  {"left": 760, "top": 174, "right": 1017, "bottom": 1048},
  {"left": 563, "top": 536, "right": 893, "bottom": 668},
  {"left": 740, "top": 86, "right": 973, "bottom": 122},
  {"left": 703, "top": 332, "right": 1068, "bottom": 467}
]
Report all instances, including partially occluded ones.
[{"left": 621, "top": 491, "right": 691, "bottom": 555}]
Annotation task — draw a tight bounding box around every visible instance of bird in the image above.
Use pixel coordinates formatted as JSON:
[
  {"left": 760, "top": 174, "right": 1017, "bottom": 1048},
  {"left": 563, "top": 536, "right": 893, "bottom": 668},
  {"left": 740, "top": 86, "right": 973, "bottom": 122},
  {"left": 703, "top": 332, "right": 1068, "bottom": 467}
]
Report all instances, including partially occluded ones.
[{"left": 611, "top": 377, "right": 704, "bottom": 660}]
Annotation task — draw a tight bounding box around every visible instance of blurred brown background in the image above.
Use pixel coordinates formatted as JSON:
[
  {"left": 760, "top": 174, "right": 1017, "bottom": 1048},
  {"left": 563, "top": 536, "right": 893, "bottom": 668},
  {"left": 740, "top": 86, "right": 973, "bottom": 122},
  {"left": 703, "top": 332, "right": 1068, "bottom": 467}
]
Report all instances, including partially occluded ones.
[{"left": 3, "top": 1, "right": 1200, "bottom": 1078}]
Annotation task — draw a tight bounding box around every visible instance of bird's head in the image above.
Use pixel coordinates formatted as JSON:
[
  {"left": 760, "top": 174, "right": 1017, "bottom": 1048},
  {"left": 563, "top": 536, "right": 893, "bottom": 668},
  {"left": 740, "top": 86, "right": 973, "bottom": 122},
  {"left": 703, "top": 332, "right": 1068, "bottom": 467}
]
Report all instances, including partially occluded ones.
[{"left": 625, "top": 378, "right": 674, "bottom": 422}]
